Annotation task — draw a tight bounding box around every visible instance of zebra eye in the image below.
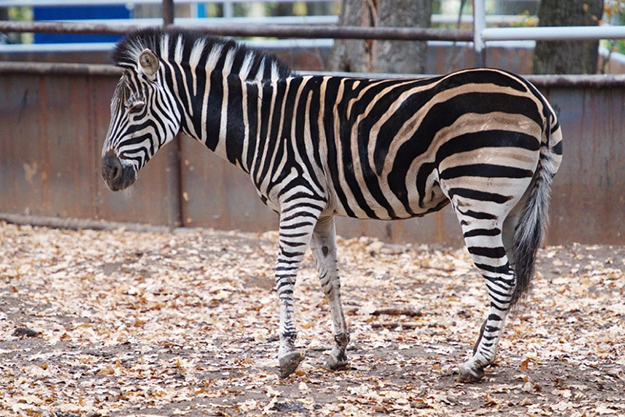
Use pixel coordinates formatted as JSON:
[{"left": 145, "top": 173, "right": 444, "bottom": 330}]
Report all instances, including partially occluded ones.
[{"left": 128, "top": 100, "right": 145, "bottom": 113}]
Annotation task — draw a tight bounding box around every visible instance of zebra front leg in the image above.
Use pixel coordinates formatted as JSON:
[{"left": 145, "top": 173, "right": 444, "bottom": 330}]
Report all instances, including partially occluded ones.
[
  {"left": 275, "top": 208, "right": 321, "bottom": 378},
  {"left": 310, "top": 216, "right": 350, "bottom": 370}
]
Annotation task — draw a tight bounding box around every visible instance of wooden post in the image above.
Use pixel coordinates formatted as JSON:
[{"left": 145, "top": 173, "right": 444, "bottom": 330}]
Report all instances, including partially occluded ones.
[{"left": 162, "top": 0, "right": 183, "bottom": 230}]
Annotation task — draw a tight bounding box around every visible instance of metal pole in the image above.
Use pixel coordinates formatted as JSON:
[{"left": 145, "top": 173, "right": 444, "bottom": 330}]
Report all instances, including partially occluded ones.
[
  {"left": 223, "top": 0, "right": 234, "bottom": 19},
  {"left": 1, "top": 19, "right": 624, "bottom": 42},
  {"left": 0, "top": 21, "right": 473, "bottom": 42},
  {"left": 0, "top": 21, "right": 143, "bottom": 35},
  {"left": 482, "top": 25, "right": 625, "bottom": 41},
  {"left": 0, "top": 62, "right": 122, "bottom": 76},
  {"left": 473, "top": 0, "right": 486, "bottom": 67},
  {"left": 162, "top": 0, "right": 183, "bottom": 230},
  {"left": 2, "top": 62, "right": 624, "bottom": 88}
]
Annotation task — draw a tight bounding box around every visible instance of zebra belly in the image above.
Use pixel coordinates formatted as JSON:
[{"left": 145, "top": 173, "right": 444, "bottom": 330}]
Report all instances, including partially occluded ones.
[
  {"left": 326, "top": 138, "right": 540, "bottom": 222},
  {"left": 327, "top": 168, "right": 449, "bottom": 220}
]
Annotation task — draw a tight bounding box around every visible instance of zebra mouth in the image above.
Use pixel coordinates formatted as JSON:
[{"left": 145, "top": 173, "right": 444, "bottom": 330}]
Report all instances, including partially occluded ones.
[{"left": 101, "top": 153, "right": 137, "bottom": 191}]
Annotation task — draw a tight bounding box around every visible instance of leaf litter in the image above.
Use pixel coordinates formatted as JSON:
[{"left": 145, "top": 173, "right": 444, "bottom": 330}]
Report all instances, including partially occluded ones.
[{"left": 0, "top": 222, "right": 624, "bottom": 416}]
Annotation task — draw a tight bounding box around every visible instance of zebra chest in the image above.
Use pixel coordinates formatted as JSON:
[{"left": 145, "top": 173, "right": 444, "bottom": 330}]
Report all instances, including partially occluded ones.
[
  {"left": 249, "top": 164, "right": 323, "bottom": 215},
  {"left": 253, "top": 185, "right": 281, "bottom": 214},
  {"left": 264, "top": 195, "right": 281, "bottom": 213}
]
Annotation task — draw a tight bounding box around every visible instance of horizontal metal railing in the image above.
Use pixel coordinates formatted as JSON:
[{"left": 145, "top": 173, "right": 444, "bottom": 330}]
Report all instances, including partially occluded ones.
[
  {"left": 1, "top": 0, "right": 623, "bottom": 56},
  {"left": 0, "top": 0, "right": 336, "bottom": 5},
  {"left": 0, "top": 20, "right": 474, "bottom": 41},
  {"left": 482, "top": 25, "right": 625, "bottom": 42}
]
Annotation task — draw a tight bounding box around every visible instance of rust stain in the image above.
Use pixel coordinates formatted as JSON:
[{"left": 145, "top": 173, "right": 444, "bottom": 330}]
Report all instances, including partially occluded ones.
[
  {"left": 18, "top": 88, "right": 29, "bottom": 124},
  {"left": 39, "top": 76, "right": 51, "bottom": 211},
  {"left": 23, "top": 162, "right": 38, "bottom": 184}
]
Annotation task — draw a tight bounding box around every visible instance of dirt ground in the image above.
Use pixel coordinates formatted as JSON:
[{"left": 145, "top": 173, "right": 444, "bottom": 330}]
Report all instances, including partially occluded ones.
[{"left": 0, "top": 221, "right": 624, "bottom": 417}]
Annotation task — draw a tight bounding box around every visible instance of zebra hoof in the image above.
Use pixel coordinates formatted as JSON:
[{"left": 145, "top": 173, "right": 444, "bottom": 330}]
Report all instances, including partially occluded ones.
[
  {"left": 279, "top": 351, "right": 305, "bottom": 378},
  {"left": 326, "top": 349, "right": 348, "bottom": 370},
  {"left": 458, "top": 362, "right": 484, "bottom": 382}
]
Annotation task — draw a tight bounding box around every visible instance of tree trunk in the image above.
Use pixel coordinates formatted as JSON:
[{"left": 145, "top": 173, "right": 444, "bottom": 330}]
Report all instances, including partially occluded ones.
[
  {"left": 272, "top": 3, "right": 293, "bottom": 17},
  {"left": 328, "top": 0, "right": 432, "bottom": 74},
  {"left": 532, "top": 0, "right": 604, "bottom": 74},
  {"left": 307, "top": 2, "right": 333, "bottom": 16}
]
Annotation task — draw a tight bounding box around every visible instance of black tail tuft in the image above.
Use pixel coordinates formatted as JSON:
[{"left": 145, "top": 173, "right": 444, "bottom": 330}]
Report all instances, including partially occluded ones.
[{"left": 510, "top": 115, "right": 562, "bottom": 306}]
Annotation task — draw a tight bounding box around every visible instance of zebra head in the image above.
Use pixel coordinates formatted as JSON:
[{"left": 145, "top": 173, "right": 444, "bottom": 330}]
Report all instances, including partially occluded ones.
[
  {"left": 102, "top": 47, "right": 181, "bottom": 191},
  {"left": 102, "top": 28, "right": 292, "bottom": 191}
]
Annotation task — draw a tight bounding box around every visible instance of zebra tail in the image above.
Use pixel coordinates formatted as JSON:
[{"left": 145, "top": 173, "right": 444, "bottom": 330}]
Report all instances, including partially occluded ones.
[{"left": 510, "top": 114, "right": 562, "bottom": 306}]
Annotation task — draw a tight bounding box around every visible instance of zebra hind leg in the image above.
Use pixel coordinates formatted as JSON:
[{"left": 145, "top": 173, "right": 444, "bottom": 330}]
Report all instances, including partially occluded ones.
[
  {"left": 462, "top": 187, "right": 539, "bottom": 380},
  {"left": 310, "top": 216, "right": 350, "bottom": 370},
  {"left": 456, "top": 211, "right": 516, "bottom": 381}
]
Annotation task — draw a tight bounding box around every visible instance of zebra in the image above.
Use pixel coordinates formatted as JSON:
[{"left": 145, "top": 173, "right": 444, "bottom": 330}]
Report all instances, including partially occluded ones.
[{"left": 101, "top": 28, "right": 563, "bottom": 381}]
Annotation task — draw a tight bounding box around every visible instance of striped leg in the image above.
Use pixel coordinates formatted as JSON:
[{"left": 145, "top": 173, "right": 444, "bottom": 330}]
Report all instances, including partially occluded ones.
[
  {"left": 275, "top": 206, "right": 322, "bottom": 378},
  {"left": 465, "top": 192, "right": 529, "bottom": 380},
  {"left": 310, "top": 216, "right": 350, "bottom": 370},
  {"left": 453, "top": 207, "right": 516, "bottom": 381}
]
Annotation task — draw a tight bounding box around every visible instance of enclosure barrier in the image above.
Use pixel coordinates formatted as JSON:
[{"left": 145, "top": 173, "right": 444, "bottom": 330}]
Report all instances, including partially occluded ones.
[
  {"left": 3, "top": 0, "right": 625, "bottom": 63},
  {"left": 0, "top": 60, "right": 623, "bottom": 245}
]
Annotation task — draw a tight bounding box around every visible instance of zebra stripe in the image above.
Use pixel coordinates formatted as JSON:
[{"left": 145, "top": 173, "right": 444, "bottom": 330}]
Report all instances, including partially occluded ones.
[{"left": 101, "top": 28, "right": 563, "bottom": 381}]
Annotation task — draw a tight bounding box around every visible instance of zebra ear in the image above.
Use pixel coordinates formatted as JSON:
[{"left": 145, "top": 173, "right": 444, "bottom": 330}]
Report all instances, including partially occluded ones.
[{"left": 138, "top": 49, "right": 159, "bottom": 79}]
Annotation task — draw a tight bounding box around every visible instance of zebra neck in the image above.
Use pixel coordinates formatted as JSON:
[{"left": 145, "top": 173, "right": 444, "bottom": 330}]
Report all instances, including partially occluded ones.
[{"left": 179, "top": 72, "right": 269, "bottom": 174}]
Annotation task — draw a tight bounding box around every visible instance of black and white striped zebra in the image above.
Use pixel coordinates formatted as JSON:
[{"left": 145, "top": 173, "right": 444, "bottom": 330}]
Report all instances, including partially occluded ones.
[{"left": 101, "top": 28, "right": 563, "bottom": 381}]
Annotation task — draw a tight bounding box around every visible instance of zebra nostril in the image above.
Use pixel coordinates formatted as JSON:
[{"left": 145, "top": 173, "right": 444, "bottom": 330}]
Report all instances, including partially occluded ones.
[
  {"left": 111, "top": 165, "right": 121, "bottom": 181},
  {"left": 103, "top": 154, "right": 123, "bottom": 183}
]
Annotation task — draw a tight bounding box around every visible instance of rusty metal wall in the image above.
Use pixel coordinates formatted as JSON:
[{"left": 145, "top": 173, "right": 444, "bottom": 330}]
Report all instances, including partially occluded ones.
[
  {"left": 1, "top": 66, "right": 624, "bottom": 245},
  {"left": 545, "top": 86, "right": 625, "bottom": 245},
  {"left": 0, "top": 69, "right": 172, "bottom": 226}
]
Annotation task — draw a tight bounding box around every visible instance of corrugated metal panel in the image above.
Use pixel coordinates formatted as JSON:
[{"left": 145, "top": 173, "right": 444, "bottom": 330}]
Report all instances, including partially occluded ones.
[
  {"left": 0, "top": 71, "right": 172, "bottom": 225},
  {"left": 180, "top": 138, "right": 279, "bottom": 232},
  {"left": 544, "top": 87, "right": 625, "bottom": 244}
]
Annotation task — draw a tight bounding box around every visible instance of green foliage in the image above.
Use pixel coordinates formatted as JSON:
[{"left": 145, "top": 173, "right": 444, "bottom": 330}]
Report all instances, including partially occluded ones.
[
  {"left": 507, "top": 10, "right": 538, "bottom": 27},
  {"left": 6, "top": 7, "right": 33, "bottom": 44},
  {"left": 8, "top": 6, "right": 32, "bottom": 21},
  {"left": 604, "top": 0, "right": 625, "bottom": 54}
]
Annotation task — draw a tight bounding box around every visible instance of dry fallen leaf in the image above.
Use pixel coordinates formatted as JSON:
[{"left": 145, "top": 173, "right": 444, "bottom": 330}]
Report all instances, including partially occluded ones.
[{"left": 0, "top": 222, "right": 624, "bottom": 416}]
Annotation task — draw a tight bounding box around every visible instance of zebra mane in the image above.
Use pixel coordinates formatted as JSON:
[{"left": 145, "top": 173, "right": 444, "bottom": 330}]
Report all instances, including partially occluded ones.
[{"left": 112, "top": 27, "right": 292, "bottom": 80}]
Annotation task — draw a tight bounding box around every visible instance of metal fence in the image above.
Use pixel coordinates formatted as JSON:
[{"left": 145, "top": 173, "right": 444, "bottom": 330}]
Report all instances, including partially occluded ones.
[{"left": 2, "top": 0, "right": 625, "bottom": 61}]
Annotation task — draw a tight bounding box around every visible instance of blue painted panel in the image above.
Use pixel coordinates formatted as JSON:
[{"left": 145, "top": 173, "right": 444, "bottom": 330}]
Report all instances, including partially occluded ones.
[{"left": 34, "top": 6, "right": 130, "bottom": 44}]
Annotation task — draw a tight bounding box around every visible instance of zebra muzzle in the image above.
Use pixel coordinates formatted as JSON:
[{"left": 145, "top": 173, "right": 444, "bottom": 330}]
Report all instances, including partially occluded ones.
[{"left": 102, "top": 153, "right": 136, "bottom": 191}]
